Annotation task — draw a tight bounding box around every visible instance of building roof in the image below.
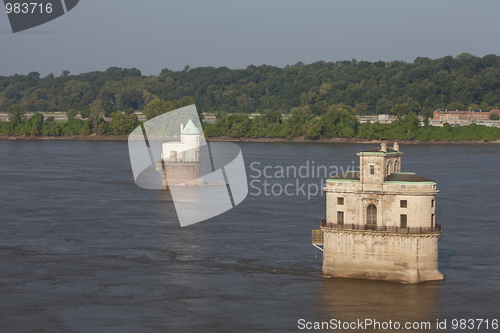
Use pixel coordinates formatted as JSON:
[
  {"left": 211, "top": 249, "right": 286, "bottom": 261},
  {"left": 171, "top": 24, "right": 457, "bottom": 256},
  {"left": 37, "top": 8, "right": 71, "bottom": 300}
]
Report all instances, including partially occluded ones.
[
  {"left": 181, "top": 119, "right": 200, "bottom": 135},
  {"left": 385, "top": 172, "right": 435, "bottom": 183},
  {"left": 434, "top": 109, "right": 495, "bottom": 113},
  {"left": 327, "top": 171, "right": 435, "bottom": 183}
]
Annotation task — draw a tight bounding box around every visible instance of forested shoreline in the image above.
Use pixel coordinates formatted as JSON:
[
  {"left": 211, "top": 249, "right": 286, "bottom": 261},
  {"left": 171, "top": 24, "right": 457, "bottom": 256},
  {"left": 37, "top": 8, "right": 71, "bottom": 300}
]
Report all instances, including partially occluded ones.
[
  {"left": 3, "top": 135, "right": 500, "bottom": 146},
  {"left": 3, "top": 53, "right": 500, "bottom": 141},
  {"left": 3, "top": 102, "right": 500, "bottom": 142},
  {"left": 2, "top": 53, "right": 500, "bottom": 117}
]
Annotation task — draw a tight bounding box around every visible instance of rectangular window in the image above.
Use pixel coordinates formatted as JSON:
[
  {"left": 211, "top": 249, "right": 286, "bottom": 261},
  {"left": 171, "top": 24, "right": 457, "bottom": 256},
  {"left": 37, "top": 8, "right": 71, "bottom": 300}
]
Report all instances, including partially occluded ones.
[
  {"left": 431, "top": 200, "right": 435, "bottom": 208},
  {"left": 370, "top": 165, "right": 374, "bottom": 175},
  {"left": 400, "top": 214, "right": 407, "bottom": 228},
  {"left": 400, "top": 200, "right": 407, "bottom": 208},
  {"left": 337, "top": 197, "right": 344, "bottom": 205},
  {"left": 337, "top": 211, "right": 344, "bottom": 225},
  {"left": 431, "top": 214, "right": 435, "bottom": 227},
  {"left": 401, "top": 185, "right": 406, "bottom": 189}
]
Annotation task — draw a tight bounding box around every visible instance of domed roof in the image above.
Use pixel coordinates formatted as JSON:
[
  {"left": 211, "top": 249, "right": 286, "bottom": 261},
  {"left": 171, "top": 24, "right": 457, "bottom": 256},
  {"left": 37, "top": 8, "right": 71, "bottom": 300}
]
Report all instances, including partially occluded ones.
[{"left": 181, "top": 119, "right": 200, "bottom": 135}]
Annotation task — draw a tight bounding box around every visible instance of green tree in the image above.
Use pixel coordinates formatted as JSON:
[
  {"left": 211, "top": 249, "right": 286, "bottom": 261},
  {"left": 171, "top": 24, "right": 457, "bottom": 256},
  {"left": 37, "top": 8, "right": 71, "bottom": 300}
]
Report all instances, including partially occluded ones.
[
  {"left": 80, "top": 109, "right": 90, "bottom": 119},
  {"left": 3, "top": 85, "right": 20, "bottom": 100},
  {"left": 67, "top": 109, "right": 78, "bottom": 119},
  {"left": 26, "top": 72, "right": 40, "bottom": 86},
  {"left": 468, "top": 103, "right": 480, "bottom": 110},
  {"left": 7, "top": 104, "right": 27, "bottom": 125},
  {"left": 143, "top": 97, "right": 196, "bottom": 120},
  {"left": 322, "top": 104, "right": 357, "bottom": 138},
  {"left": 354, "top": 102, "right": 368, "bottom": 114},
  {"left": 421, "top": 108, "right": 434, "bottom": 120},
  {"left": 124, "top": 107, "right": 135, "bottom": 115},
  {"left": 446, "top": 101, "right": 464, "bottom": 110},
  {"left": 400, "top": 112, "right": 420, "bottom": 140},
  {"left": 264, "top": 110, "right": 282, "bottom": 124},
  {"left": 390, "top": 103, "right": 411, "bottom": 118},
  {"left": 305, "top": 118, "right": 323, "bottom": 139},
  {"left": 489, "top": 113, "right": 500, "bottom": 120},
  {"left": 110, "top": 112, "right": 140, "bottom": 135},
  {"left": 480, "top": 102, "right": 490, "bottom": 110},
  {"left": 143, "top": 99, "right": 169, "bottom": 120},
  {"left": 29, "top": 113, "right": 44, "bottom": 136},
  {"left": 88, "top": 100, "right": 105, "bottom": 134}
]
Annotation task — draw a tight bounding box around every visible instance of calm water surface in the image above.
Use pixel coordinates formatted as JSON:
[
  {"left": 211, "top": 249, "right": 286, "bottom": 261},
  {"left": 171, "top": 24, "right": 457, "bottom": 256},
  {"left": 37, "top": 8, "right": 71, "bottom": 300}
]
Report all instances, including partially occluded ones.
[{"left": 0, "top": 141, "right": 499, "bottom": 332}]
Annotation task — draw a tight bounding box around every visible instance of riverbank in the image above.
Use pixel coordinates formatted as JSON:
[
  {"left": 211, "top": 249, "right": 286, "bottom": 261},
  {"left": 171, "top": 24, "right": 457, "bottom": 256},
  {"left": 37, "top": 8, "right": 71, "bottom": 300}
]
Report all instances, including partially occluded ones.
[
  {"left": 0, "top": 134, "right": 129, "bottom": 141},
  {"left": 208, "top": 136, "right": 500, "bottom": 145},
  {"left": 2, "top": 134, "right": 500, "bottom": 145}
]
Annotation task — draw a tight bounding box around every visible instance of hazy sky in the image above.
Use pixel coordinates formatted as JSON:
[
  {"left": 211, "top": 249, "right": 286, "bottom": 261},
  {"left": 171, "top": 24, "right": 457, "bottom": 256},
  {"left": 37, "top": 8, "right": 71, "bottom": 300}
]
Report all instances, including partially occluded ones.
[{"left": 1, "top": 0, "right": 499, "bottom": 77}]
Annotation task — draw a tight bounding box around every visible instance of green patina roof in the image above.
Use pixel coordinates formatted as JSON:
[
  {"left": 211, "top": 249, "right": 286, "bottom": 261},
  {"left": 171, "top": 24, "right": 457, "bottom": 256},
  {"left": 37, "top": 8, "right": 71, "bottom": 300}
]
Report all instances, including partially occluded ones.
[
  {"left": 384, "top": 181, "right": 436, "bottom": 185},
  {"left": 181, "top": 119, "right": 200, "bottom": 135},
  {"left": 327, "top": 179, "right": 360, "bottom": 182}
]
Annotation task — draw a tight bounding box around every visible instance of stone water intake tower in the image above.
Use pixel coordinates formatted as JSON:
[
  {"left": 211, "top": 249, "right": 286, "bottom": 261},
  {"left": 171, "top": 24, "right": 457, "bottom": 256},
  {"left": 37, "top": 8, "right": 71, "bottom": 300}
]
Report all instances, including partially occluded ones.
[
  {"left": 312, "top": 143, "right": 443, "bottom": 284},
  {"left": 159, "top": 119, "right": 201, "bottom": 186}
]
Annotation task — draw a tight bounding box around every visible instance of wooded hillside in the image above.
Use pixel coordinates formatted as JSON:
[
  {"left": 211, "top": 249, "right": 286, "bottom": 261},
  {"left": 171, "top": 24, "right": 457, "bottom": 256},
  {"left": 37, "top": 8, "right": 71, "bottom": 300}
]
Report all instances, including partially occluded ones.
[{"left": 2, "top": 53, "right": 500, "bottom": 117}]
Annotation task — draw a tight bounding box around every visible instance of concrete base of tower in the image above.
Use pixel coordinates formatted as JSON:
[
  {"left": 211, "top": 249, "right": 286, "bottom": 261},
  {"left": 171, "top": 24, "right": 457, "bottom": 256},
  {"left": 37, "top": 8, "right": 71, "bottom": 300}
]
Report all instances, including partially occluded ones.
[
  {"left": 321, "top": 229, "right": 444, "bottom": 284},
  {"left": 161, "top": 161, "right": 201, "bottom": 187},
  {"left": 322, "top": 266, "right": 443, "bottom": 284}
]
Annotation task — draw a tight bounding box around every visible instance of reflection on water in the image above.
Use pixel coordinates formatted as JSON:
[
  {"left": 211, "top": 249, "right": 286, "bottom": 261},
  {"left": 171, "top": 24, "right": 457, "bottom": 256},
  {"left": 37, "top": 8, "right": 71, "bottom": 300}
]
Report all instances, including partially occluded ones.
[{"left": 315, "top": 278, "right": 441, "bottom": 330}]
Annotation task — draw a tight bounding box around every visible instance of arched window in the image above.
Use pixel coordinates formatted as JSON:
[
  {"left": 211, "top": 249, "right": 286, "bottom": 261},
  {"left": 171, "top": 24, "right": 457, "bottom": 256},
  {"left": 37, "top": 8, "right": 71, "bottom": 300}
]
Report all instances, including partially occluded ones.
[
  {"left": 387, "top": 162, "right": 392, "bottom": 175},
  {"left": 394, "top": 160, "right": 399, "bottom": 172},
  {"left": 366, "top": 204, "right": 377, "bottom": 226}
]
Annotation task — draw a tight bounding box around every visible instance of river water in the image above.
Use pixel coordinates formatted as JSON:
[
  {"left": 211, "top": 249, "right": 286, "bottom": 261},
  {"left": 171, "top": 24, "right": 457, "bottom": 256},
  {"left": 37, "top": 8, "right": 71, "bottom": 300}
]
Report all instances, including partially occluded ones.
[{"left": 0, "top": 140, "right": 499, "bottom": 332}]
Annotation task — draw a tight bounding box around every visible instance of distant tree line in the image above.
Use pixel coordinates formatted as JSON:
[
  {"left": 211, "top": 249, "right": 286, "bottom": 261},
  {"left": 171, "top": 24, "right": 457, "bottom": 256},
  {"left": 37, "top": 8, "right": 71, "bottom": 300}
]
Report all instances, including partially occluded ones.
[
  {"left": 0, "top": 103, "right": 140, "bottom": 136},
  {"left": 2, "top": 53, "right": 500, "bottom": 118},
  {"left": 204, "top": 104, "right": 500, "bottom": 141},
  {"left": 0, "top": 96, "right": 196, "bottom": 137},
  {"left": 3, "top": 101, "right": 500, "bottom": 141}
]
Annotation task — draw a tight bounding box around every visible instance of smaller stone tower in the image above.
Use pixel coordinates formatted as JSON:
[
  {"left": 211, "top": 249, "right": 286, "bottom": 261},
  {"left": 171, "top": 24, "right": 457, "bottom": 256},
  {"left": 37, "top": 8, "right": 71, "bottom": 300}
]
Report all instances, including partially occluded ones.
[
  {"left": 314, "top": 143, "right": 443, "bottom": 284},
  {"left": 160, "top": 119, "right": 201, "bottom": 186}
]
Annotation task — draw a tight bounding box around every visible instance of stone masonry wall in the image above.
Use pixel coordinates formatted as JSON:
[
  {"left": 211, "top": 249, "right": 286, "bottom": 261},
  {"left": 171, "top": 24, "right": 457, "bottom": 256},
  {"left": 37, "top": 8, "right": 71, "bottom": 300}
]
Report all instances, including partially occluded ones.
[{"left": 322, "top": 230, "right": 443, "bottom": 284}]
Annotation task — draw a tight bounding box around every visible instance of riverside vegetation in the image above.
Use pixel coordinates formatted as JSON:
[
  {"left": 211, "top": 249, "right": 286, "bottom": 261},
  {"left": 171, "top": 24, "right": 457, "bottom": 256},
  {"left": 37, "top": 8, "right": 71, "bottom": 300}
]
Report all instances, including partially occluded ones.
[
  {"left": 3, "top": 53, "right": 500, "bottom": 141},
  {"left": 3, "top": 101, "right": 500, "bottom": 142}
]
